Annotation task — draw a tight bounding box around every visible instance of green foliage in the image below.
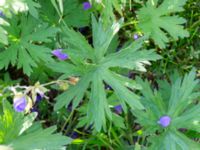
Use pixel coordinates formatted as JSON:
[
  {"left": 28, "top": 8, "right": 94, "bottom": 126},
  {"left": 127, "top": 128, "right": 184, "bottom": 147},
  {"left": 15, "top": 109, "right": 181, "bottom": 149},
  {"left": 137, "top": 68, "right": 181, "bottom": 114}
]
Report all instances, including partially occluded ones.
[
  {"left": 0, "top": 26, "right": 8, "bottom": 45},
  {"left": 0, "top": 101, "right": 72, "bottom": 150},
  {"left": 39, "top": 0, "right": 90, "bottom": 27},
  {"left": 98, "top": 0, "right": 123, "bottom": 26},
  {"left": 25, "top": 0, "right": 41, "bottom": 18},
  {"left": 137, "top": 0, "right": 189, "bottom": 48},
  {"left": 0, "top": 0, "right": 199, "bottom": 149},
  {"left": 0, "top": 14, "right": 57, "bottom": 76},
  {"left": 133, "top": 69, "right": 200, "bottom": 149},
  {"left": 0, "top": 0, "right": 40, "bottom": 17},
  {"left": 48, "top": 16, "right": 161, "bottom": 131}
]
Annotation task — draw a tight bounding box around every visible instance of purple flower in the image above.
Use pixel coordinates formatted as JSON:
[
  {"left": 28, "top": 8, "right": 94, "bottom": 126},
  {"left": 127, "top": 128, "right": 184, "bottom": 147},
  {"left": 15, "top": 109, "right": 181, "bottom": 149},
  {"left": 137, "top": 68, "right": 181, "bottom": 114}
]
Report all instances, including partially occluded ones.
[
  {"left": 13, "top": 96, "right": 27, "bottom": 112},
  {"left": 52, "top": 49, "right": 68, "bottom": 60},
  {"left": 157, "top": 116, "right": 171, "bottom": 127},
  {"left": 114, "top": 105, "right": 123, "bottom": 114},
  {"left": 83, "top": 2, "right": 92, "bottom": 10},
  {"left": 133, "top": 34, "right": 139, "bottom": 40}
]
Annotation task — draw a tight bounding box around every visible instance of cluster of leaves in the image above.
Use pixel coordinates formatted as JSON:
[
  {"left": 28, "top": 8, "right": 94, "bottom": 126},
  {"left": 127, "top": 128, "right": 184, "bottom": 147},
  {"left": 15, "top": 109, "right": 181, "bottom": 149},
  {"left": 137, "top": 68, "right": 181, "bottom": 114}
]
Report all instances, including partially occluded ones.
[
  {"left": 0, "top": 0, "right": 190, "bottom": 75},
  {"left": 48, "top": 16, "right": 161, "bottom": 131},
  {"left": 0, "top": 13, "right": 57, "bottom": 75},
  {"left": 133, "top": 69, "right": 200, "bottom": 149},
  {"left": 0, "top": 101, "right": 72, "bottom": 150},
  {"left": 137, "top": 0, "right": 189, "bottom": 48},
  {"left": 0, "top": 0, "right": 199, "bottom": 149},
  {"left": 0, "top": 0, "right": 92, "bottom": 76}
]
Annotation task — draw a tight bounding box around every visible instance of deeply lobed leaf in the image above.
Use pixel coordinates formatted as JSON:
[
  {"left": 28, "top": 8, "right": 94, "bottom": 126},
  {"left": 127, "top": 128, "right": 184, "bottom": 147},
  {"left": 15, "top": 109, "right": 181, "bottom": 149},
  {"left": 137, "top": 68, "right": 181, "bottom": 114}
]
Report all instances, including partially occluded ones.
[
  {"left": 137, "top": 0, "right": 189, "bottom": 48},
  {"left": 49, "top": 16, "right": 161, "bottom": 131},
  {"left": 133, "top": 69, "right": 200, "bottom": 149},
  {"left": 0, "top": 101, "right": 72, "bottom": 149},
  {"left": 0, "top": 14, "right": 58, "bottom": 75}
]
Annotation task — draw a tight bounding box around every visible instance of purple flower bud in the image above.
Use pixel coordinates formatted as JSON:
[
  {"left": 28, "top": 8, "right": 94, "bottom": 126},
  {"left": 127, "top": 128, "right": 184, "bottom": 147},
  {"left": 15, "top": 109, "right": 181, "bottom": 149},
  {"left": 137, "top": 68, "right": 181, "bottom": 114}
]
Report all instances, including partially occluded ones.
[
  {"left": 114, "top": 105, "right": 123, "bottom": 114},
  {"left": 71, "top": 132, "right": 79, "bottom": 139},
  {"left": 133, "top": 34, "right": 139, "bottom": 40},
  {"left": 52, "top": 49, "right": 68, "bottom": 60},
  {"left": 83, "top": 2, "right": 92, "bottom": 10},
  {"left": 31, "top": 107, "right": 38, "bottom": 113},
  {"left": 13, "top": 96, "right": 27, "bottom": 112},
  {"left": 35, "top": 89, "right": 44, "bottom": 102},
  {"left": 157, "top": 116, "right": 171, "bottom": 127},
  {"left": 36, "top": 94, "right": 43, "bottom": 102},
  {"left": 0, "top": 11, "right": 5, "bottom": 17}
]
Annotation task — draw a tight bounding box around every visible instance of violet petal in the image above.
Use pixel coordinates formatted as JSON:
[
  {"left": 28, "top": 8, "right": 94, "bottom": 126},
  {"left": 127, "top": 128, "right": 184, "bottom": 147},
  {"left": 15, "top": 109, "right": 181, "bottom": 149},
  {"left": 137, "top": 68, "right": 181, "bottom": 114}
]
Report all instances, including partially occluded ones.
[
  {"left": 52, "top": 49, "right": 68, "bottom": 60},
  {"left": 83, "top": 2, "right": 91, "bottom": 10},
  {"left": 114, "top": 105, "right": 123, "bottom": 114},
  {"left": 157, "top": 116, "right": 171, "bottom": 127},
  {"left": 133, "top": 34, "right": 139, "bottom": 40},
  {"left": 13, "top": 96, "right": 27, "bottom": 112}
]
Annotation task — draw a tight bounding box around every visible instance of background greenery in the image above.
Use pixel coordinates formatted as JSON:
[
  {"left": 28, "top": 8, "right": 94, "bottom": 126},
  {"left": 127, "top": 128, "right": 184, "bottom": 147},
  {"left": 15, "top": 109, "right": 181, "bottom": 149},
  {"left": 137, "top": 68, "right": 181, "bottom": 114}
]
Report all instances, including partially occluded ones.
[{"left": 0, "top": 0, "right": 199, "bottom": 149}]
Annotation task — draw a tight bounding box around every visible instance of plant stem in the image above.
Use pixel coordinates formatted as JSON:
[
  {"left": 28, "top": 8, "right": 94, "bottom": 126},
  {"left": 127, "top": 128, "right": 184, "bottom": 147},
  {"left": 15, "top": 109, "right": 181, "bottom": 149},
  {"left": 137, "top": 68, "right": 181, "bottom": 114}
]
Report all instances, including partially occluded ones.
[{"left": 60, "top": 110, "right": 74, "bottom": 132}]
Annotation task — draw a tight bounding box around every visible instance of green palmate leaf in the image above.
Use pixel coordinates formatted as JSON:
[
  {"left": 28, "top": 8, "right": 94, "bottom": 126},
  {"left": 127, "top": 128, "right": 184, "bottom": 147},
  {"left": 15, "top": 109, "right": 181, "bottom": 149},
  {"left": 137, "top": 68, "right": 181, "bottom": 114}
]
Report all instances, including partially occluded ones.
[
  {"left": 133, "top": 69, "right": 200, "bottom": 149},
  {"left": 137, "top": 0, "right": 189, "bottom": 48},
  {"left": 102, "top": 36, "right": 161, "bottom": 72},
  {"left": 0, "top": 14, "right": 58, "bottom": 76},
  {"left": 168, "top": 69, "right": 199, "bottom": 117},
  {"left": 49, "top": 16, "right": 161, "bottom": 131},
  {"left": 0, "top": 101, "right": 72, "bottom": 149}
]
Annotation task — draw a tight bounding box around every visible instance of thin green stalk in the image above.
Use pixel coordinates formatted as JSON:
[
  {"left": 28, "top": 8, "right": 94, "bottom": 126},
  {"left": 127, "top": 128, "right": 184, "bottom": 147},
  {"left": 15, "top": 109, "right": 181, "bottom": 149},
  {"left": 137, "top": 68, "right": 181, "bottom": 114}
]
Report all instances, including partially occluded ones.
[
  {"left": 97, "top": 135, "right": 114, "bottom": 150},
  {"left": 110, "top": 128, "right": 123, "bottom": 147},
  {"left": 60, "top": 110, "right": 74, "bottom": 132}
]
